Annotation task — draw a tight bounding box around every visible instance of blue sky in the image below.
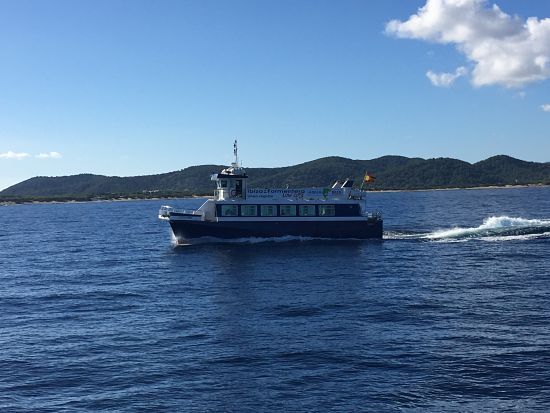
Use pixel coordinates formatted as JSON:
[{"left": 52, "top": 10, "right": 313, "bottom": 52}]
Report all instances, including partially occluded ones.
[{"left": 1, "top": 0, "right": 549, "bottom": 190}]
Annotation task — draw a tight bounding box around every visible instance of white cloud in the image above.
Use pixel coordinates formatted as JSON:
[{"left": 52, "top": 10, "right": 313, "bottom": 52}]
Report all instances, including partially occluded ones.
[
  {"left": 36, "top": 151, "right": 62, "bottom": 159},
  {"left": 386, "top": 0, "right": 550, "bottom": 88},
  {"left": 0, "top": 151, "right": 31, "bottom": 160},
  {"left": 541, "top": 104, "right": 550, "bottom": 112},
  {"left": 426, "top": 66, "right": 467, "bottom": 86}
]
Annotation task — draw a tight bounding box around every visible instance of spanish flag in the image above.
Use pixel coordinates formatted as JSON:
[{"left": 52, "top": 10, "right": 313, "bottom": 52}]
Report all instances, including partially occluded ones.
[{"left": 364, "top": 172, "right": 376, "bottom": 183}]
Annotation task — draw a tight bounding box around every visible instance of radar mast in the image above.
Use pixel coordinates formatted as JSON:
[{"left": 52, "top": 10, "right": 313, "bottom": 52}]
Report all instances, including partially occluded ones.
[{"left": 232, "top": 139, "right": 239, "bottom": 167}]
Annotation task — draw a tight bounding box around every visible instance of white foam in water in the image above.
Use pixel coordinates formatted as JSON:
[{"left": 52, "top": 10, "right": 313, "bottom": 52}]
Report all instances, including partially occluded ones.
[
  {"left": 383, "top": 231, "right": 422, "bottom": 240},
  {"left": 482, "top": 231, "right": 550, "bottom": 242},
  {"left": 171, "top": 232, "right": 184, "bottom": 247},
  {"left": 425, "top": 216, "right": 550, "bottom": 241}
]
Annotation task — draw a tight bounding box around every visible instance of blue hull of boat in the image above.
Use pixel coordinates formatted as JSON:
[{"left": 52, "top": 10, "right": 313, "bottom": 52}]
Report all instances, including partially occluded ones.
[{"left": 169, "top": 218, "right": 383, "bottom": 241}]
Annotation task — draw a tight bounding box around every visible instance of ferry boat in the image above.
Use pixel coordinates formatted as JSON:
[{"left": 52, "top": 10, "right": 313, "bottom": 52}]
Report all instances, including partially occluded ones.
[{"left": 159, "top": 142, "right": 383, "bottom": 243}]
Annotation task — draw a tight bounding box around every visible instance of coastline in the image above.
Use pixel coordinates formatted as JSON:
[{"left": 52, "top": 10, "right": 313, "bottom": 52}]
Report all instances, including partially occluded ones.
[
  {"left": 0, "top": 197, "right": 200, "bottom": 206},
  {"left": 1, "top": 184, "right": 548, "bottom": 206},
  {"left": 371, "top": 183, "right": 549, "bottom": 194}
]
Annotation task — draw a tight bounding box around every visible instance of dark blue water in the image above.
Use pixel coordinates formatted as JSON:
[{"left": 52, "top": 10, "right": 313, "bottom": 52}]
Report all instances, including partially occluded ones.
[{"left": 1, "top": 187, "right": 549, "bottom": 412}]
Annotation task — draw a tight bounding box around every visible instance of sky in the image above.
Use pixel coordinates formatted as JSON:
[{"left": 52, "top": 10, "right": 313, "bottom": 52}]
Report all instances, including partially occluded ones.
[{"left": 1, "top": 0, "right": 549, "bottom": 190}]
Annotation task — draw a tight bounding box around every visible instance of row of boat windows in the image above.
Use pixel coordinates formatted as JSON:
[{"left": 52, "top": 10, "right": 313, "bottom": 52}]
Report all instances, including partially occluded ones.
[{"left": 219, "top": 204, "right": 336, "bottom": 217}]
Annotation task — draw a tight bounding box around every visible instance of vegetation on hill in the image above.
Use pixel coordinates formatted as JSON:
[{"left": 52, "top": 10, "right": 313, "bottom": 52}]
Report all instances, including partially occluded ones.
[{"left": 1, "top": 155, "right": 549, "bottom": 201}]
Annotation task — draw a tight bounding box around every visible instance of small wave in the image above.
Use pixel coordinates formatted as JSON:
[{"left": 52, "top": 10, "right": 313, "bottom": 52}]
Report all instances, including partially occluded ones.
[
  {"left": 480, "top": 231, "right": 550, "bottom": 242},
  {"left": 425, "top": 216, "right": 550, "bottom": 241},
  {"left": 271, "top": 305, "right": 325, "bottom": 318}
]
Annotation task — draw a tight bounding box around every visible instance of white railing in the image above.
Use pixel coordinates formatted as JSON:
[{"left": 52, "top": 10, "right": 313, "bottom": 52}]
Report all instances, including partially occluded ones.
[
  {"left": 158, "top": 205, "right": 203, "bottom": 219},
  {"left": 159, "top": 205, "right": 173, "bottom": 218}
]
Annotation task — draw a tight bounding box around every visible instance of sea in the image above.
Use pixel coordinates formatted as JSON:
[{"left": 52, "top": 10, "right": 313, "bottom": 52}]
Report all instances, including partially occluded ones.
[{"left": 1, "top": 186, "right": 549, "bottom": 412}]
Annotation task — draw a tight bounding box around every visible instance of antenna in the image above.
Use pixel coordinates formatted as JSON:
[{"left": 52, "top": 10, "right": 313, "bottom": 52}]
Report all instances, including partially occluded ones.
[{"left": 233, "top": 138, "right": 238, "bottom": 166}]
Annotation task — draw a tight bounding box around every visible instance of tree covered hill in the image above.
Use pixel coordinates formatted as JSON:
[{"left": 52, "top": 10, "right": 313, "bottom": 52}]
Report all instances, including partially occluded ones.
[{"left": 1, "top": 155, "right": 549, "bottom": 200}]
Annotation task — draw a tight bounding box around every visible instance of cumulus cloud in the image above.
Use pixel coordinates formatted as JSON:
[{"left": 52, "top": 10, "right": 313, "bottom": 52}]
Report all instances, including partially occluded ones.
[
  {"left": 386, "top": 0, "right": 550, "bottom": 88},
  {"left": 36, "top": 151, "right": 62, "bottom": 159},
  {"left": 0, "top": 151, "right": 30, "bottom": 160},
  {"left": 426, "top": 66, "right": 467, "bottom": 86},
  {"left": 0, "top": 150, "right": 63, "bottom": 160},
  {"left": 542, "top": 104, "right": 550, "bottom": 112}
]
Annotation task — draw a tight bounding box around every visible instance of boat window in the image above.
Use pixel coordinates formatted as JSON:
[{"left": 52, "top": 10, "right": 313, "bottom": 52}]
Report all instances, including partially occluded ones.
[
  {"left": 279, "top": 205, "right": 296, "bottom": 217},
  {"left": 221, "top": 204, "right": 238, "bottom": 216},
  {"left": 241, "top": 205, "right": 257, "bottom": 216},
  {"left": 220, "top": 180, "right": 228, "bottom": 188},
  {"left": 260, "top": 205, "right": 277, "bottom": 217},
  {"left": 319, "top": 205, "right": 335, "bottom": 216},
  {"left": 235, "top": 180, "right": 242, "bottom": 197},
  {"left": 299, "top": 205, "right": 316, "bottom": 216}
]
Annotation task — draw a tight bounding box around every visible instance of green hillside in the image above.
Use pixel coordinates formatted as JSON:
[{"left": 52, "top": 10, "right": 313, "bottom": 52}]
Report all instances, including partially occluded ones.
[{"left": 1, "top": 155, "right": 549, "bottom": 201}]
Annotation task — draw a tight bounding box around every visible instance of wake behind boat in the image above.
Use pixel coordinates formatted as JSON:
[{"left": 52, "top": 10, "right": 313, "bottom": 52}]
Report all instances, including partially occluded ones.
[{"left": 159, "top": 142, "right": 383, "bottom": 244}]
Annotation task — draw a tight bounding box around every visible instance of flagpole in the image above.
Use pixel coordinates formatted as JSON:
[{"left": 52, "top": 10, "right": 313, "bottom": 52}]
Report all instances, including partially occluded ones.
[{"left": 360, "top": 171, "right": 366, "bottom": 199}]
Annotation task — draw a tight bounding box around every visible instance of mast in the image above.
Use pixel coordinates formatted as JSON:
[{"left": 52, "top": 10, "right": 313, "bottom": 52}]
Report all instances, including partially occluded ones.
[{"left": 233, "top": 139, "right": 238, "bottom": 167}]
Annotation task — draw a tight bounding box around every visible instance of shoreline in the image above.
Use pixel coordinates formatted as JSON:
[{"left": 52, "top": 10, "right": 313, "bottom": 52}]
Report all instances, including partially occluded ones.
[
  {"left": 371, "top": 183, "right": 549, "bottom": 194},
  {"left": 0, "top": 195, "right": 214, "bottom": 206},
  {"left": 1, "top": 184, "right": 548, "bottom": 206}
]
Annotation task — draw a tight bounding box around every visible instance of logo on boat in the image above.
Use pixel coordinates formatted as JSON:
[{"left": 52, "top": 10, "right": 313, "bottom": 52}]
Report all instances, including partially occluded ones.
[{"left": 247, "top": 188, "right": 344, "bottom": 200}]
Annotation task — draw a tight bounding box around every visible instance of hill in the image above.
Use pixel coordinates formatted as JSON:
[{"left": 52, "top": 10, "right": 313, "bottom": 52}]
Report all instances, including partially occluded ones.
[{"left": 1, "top": 155, "right": 549, "bottom": 201}]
